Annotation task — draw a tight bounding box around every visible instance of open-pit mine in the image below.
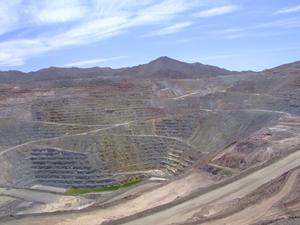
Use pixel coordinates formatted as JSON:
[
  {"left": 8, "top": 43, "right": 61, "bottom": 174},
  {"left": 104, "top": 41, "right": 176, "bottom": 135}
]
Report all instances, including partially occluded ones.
[{"left": 0, "top": 57, "right": 299, "bottom": 225}]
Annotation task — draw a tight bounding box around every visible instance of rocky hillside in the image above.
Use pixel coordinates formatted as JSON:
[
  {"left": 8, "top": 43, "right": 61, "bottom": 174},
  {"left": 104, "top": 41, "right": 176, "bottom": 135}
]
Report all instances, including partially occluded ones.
[
  {"left": 0, "top": 57, "right": 236, "bottom": 83},
  {"left": 114, "top": 56, "right": 236, "bottom": 78}
]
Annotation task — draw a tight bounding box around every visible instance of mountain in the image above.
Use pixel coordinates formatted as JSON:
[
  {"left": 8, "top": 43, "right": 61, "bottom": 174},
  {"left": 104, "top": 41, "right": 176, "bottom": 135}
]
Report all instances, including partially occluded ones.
[
  {"left": 264, "top": 60, "right": 300, "bottom": 75},
  {"left": 28, "top": 66, "right": 115, "bottom": 81},
  {"left": 0, "top": 70, "right": 26, "bottom": 83},
  {"left": 1, "top": 57, "right": 300, "bottom": 83},
  {"left": 0, "top": 57, "right": 237, "bottom": 83},
  {"left": 0, "top": 66, "right": 116, "bottom": 83},
  {"left": 114, "top": 56, "right": 236, "bottom": 78}
]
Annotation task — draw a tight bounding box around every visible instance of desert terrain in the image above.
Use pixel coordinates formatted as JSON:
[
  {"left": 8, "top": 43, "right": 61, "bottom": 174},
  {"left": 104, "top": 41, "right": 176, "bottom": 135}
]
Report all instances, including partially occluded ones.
[{"left": 0, "top": 57, "right": 299, "bottom": 225}]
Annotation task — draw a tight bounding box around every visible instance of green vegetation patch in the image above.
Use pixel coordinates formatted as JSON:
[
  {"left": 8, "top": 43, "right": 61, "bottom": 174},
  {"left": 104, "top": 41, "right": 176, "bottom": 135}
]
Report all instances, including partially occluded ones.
[{"left": 65, "top": 178, "right": 143, "bottom": 194}]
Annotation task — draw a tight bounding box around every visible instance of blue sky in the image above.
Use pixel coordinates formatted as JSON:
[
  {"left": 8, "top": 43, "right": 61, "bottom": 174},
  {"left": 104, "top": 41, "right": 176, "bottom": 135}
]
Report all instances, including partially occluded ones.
[{"left": 0, "top": 0, "right": 300, "bottom": 72}]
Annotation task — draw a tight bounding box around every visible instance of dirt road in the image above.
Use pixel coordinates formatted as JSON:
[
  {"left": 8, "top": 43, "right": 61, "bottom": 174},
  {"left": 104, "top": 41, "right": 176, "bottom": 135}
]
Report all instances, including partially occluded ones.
[
  {"left": 123, "top": 148, "right": 300, "bottom": 225},
  {"left": 202, "top": 168, "right": 300, "bottom": 225},
  {"left": 1, "top": 147, "right": 300, "bottom": 225}
]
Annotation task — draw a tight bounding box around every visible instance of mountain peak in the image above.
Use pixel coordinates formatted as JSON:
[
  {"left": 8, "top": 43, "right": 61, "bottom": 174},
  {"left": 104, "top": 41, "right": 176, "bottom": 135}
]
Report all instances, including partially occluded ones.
[
  {"left": 150, "top": 56, "right": 182, "bottom": 64},
  {"left": 116, "top": 56, "right": 235, "bottom": 79}
]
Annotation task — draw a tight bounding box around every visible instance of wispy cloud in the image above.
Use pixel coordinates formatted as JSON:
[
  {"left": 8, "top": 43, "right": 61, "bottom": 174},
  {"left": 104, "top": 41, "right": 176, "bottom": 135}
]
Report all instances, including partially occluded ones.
[
  {"left": 194, "top": 5, "right": 238, "bottom": 18},
  {"left": 211, "top": 17, "right": 300, "bottom": 40},
  {"left": 33, "top": 0, "right": 88, "bottom": 24},
  {"left": 215, "top": 28, "right": 245, "bottom": 39},
  {"left": 0, "top": 39, "right": 50, "bottom": 67},
  {"left": 132, "top": 0, "right": 199, "bottom": 25},
  {"left": 276, "top": 4, "right": 300, "bottom": 14},
  {"left": 0, "top": 1, "right": 20, "bottom": 35},
  {"left": 0, "top": 0, "right": 200, "bottom": 67},
  {"left": 4, "top": 1, "right": 298, "bottom": 69},
  {"left": 64, "top": 56, "right": 126, "bottom": 67},
  {"left": 146, "top": 22, "right": 193, "bottom": 36}
]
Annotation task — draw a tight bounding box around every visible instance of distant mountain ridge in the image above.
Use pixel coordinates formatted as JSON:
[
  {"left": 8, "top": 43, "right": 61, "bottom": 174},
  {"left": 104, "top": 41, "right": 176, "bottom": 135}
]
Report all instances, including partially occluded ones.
[
  {"left": 0, "top": 57, "right": 299, "bottom": 83},
  {"left": 114, "top": 56, "right": 235, "bottom": 78}
]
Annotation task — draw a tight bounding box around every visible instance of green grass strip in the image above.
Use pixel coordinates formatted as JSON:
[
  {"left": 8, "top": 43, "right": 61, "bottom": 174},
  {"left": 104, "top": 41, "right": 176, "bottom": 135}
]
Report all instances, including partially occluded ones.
[{"left": 65, "top": 178, "right": 143, "bottom": 194}]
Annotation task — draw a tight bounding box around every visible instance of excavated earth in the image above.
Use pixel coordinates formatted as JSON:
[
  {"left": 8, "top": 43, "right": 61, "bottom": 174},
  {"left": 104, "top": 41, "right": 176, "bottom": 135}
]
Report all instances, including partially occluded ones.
[{"left": 0, "top": 57, "right": 299, "bottom": 225}]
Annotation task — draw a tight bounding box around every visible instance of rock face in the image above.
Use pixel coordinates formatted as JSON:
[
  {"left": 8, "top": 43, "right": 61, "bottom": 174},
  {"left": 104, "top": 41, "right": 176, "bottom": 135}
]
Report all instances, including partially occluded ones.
[{"left": 0, "top": 57, "right": 299, "bottom": 224}]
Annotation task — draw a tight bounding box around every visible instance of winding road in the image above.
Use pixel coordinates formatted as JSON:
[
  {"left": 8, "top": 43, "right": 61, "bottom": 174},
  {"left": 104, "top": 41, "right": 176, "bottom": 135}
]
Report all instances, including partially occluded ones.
[{"left": 1, "top": 146, "right": 299, "bottom": 225}]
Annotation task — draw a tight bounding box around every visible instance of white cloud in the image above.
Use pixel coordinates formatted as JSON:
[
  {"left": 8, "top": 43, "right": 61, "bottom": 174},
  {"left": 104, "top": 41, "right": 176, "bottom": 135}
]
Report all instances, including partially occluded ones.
[
  {"left": 210, "top": 17, "right": 300, "bottom": 40},
  {"left": 276, "top": 4, "right": 300, "bottom": 14},
  {"left": 51, "top": 16, "right": 129, "bottom": 47},
  {"left": 194, "top": 5, "right": 238, "bottom": 17},
  {"left": 0, "top": 0, "right": 201, "bottom": 67},
  {"left": 146, "top": 22, "right": 193, "bottom": 36},
  {"left": 0, "top": 1, "right": 21, "bottom": 35},
  {"left": 215, "top": 29, "right": 290, "bottom": 40},
  {"left": 132, "top": 0, "right": 198, "bottom": 25},
  {"left": 0, "top": 0, "right": 88, "bottom": 35},
  {"left": 33, "top": 0, "right": 88, "bottom": 24},
  {"left": 64, "top": 56, "right": 126, "bottom": 67},
  {"left": 0, "top": 52, "right": 23, "bottom": 67},
  {"left": 215, "top": 28, "right": 248, "bottom": 39},
  {"left": 0, "top": 39, "right": 50, "bottom": 66}
]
